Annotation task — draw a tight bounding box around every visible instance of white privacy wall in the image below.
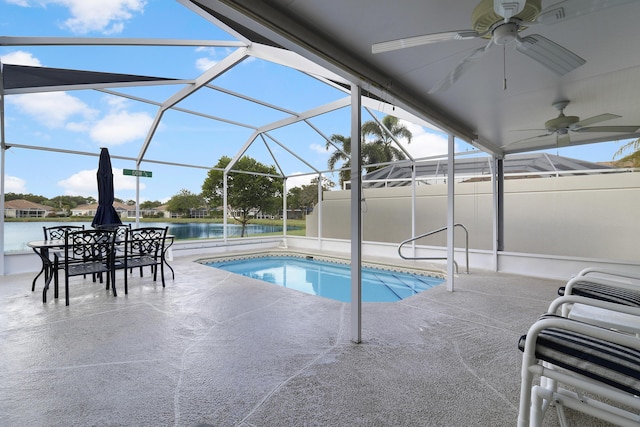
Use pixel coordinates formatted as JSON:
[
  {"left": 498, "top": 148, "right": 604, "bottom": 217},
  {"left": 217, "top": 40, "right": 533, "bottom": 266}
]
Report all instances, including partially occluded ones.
[{"left": 306, "top": 172, "right": 640, "bottom": 263}]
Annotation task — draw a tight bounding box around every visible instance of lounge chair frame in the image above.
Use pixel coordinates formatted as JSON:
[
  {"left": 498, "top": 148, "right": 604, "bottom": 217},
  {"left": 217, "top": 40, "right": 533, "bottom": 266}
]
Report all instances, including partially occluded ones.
[{"left": 518, "top": 314, "right": 640, "bottom": 426}]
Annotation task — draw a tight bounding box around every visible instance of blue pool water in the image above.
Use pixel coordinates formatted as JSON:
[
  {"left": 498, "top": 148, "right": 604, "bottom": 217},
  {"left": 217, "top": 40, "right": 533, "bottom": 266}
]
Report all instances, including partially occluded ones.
[{"left": 204, "top": 256, "right": 444, "bottom": 302}]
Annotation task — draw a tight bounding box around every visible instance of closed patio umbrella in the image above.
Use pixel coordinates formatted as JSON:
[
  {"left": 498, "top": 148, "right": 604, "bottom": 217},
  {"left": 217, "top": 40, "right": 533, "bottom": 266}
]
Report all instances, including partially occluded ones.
[{"left": 91, "top": 147, "right": 122, "bottom": 228}]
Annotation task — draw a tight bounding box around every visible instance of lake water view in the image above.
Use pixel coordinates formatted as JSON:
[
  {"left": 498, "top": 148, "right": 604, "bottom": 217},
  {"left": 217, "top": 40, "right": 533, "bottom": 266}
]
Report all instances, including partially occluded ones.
[{"left": 4, "top": 221, "right": 296, "bottom": 252}]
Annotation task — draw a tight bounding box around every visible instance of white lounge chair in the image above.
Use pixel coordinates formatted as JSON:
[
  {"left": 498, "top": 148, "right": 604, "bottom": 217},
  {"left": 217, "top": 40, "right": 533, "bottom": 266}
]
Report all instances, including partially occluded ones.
[
  {"left": 517, "top": 296, "right": 640, "bottom": 426},
  {"left": 558, "top": 274, "right": 640, "bottom": 317}
]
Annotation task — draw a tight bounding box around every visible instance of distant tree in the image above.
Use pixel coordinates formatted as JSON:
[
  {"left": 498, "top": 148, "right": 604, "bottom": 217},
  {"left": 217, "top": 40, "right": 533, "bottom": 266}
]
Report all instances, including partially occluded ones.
[
  {"left": 202, "top": 155, "right": 282, "bottom": 237},
  {"left": 166, "top": 189, "right": 204, "bottom": 217},
  {"left": 125, "top": 199, "right": 136, "bottom": 205},
  {"left": 613, "top": 138, "right": 640, "bottom": 167},
  {"left": 47, "top": 195, "right": 93, "bottom": 212},
  {"left": 4, "top": 193, "right": 48, "bottom": 204},
  {"left": 287, "top": 187, "right": 303, "bottom": 212},
  {"left": 140, "top": 200, "right": 162, "bottom": 209},
  {"left": 287, "top": 177, "right": 334, "bottom": 217}
]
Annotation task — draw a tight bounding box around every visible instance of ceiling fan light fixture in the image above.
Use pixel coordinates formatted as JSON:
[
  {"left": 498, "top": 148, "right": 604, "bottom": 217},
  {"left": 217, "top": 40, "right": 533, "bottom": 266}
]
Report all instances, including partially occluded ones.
[
  {"left": 544, "top": 114, "right": 579, "bottom": 132},
  {"left": 492, "top": 22, "right": 518, "bottom": 44}
]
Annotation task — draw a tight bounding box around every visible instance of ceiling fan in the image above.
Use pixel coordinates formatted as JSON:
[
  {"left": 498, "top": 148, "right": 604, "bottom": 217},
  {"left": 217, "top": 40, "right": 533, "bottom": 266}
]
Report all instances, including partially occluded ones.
[
  {"left": 510, "top": 100, "right": 640, "bottom": 147},
  {"left": 371, "top": 0, "right": 635, "bottom": 92}
]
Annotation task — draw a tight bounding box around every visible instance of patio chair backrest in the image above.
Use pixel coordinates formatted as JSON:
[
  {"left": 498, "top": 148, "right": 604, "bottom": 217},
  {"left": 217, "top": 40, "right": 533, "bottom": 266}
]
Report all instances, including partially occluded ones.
[
  {"left": 43, "top": 225, "right": 85, "bottom": 240},
  {"left": 96, "top": 223, "right": 131, "bottom": 241},
  {"left": 127, "top": 227, "right": 167, "bottom": 257},
  {"left": 65, "top": 229, "right": 115, "bottom": 263}
]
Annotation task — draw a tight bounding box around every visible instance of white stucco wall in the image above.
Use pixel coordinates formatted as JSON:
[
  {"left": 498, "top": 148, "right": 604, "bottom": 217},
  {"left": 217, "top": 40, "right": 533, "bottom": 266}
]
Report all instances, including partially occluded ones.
[{"left": 306, "top": 172, "right": 640, "bottom": 263}]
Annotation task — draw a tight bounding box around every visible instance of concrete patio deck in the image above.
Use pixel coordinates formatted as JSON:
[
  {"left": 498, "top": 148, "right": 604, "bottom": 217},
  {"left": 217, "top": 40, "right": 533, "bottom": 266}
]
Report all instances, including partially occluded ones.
[{"left": 0, "top": 254, "right": 613, "bottom": 426}]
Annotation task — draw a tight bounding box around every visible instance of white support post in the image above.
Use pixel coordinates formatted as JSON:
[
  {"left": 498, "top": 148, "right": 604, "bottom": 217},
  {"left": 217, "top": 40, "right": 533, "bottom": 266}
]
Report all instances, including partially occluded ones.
[
  {"left": 0, "top": 145, "right": 5, "bottom": 276},
  {"left": 135, "top": 165, "right": 140, "bottom": 228},
  {"left": 491, "top": 157, "right": 498, "bottom": 271},
  {"left": 282, "top": 177, "right": 288, "bottom": 247},
  {"left": 0, "top": 87, "right": 5, "bottom": 275},
  {"left": 223, "top": 172, "right": 228, "bottom": 242},
  {"left": 317, "top": 173, "right": 323, "bottom": 241},
  {"left": 446, "top": 134, "right": 455, "bottom": 292},
  {"left": 350, "top": 84, "right": 362, "bottom": 343},
  {"left": 495, "top": 157, "right": 505, "bottom": 271},
  {"left": 411, "top": 162, "right": 417, "bottom": 258}
]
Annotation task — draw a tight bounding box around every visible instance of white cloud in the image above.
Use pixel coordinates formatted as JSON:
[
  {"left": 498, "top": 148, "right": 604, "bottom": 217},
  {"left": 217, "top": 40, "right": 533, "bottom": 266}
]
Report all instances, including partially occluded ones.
[
  {"left": 106, "top": 96, "right": 128, "bottom": 111},
  {"left": 5, "top": 0, "right": 30, "bottom": 7},
  {"left": 398, "top": 120, "right": 455, "bottom": 159},
  {"left": 310, "top": 143, "right": 328, "bottom": 154},
  {"left": 11, "top": 0, "right": 147, "bottom": 34},
  {"left": 8, "top": 92, "right": 97, "bottom": 128},
  {"left": 57, "top": 169, "right": 97, "bottom": 196},
  {"left": 193, "top": 47, "right": 251, "bottom": 71},
  {"left": 195, "top": 47, "right": 219, "bottom": 71},
  {"left": 0, "top": 50, "right": 42, "bottom": 66},
  {"left": 58, "top": 167, "right": 144, "bottom": 197},
  {"left": 4, "top": 176, "right": 28, "bottom": 193},
  {"left": 89, "top": 111, "right": 153, "bottom": 146},
  {"left": 195, "top": 57, "right": 219, "bottom": 72},
  {"left": 286, "top": 173, "right": 315, "bottom": 189}
]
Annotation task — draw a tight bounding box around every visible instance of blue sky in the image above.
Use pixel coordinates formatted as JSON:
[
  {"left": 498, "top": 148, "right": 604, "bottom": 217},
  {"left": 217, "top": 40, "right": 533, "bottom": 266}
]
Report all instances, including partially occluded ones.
[{"left": 0, "top": 0, "right": 633, "bottom": 203}]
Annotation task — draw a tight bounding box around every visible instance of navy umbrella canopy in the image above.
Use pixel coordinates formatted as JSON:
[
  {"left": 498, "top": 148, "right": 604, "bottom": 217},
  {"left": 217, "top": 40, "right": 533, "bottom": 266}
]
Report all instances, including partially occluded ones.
[{"left": 91, "top": 147, "right": 122, "bottom": 228}]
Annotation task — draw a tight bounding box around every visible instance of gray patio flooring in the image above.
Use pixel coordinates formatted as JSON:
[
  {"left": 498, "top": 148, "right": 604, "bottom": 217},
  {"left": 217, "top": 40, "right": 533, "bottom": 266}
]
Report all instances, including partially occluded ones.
[{"left": 0, "top": 254, "right": 612, "bottom": 426}]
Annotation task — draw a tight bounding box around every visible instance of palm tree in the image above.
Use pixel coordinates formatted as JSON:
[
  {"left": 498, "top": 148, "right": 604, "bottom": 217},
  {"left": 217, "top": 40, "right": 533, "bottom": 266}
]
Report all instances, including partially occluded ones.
[
  {"left": 361, "top": 115, "right": 412, "bottom": 172},
  {"left": 326, "top": 134, "right": 352, "bottom": 187},
  {"left": 326, "top": 115, "right": 414, "bottom": 187},
  {"left": 613, "top": 138, "right": 640, "bottom": 167}
]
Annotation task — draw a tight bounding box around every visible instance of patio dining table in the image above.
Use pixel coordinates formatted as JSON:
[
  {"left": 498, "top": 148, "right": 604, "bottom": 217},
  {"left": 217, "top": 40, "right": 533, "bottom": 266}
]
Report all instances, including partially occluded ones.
[{"left": 28, "top": 233, "right": 175, "bottom": 303}]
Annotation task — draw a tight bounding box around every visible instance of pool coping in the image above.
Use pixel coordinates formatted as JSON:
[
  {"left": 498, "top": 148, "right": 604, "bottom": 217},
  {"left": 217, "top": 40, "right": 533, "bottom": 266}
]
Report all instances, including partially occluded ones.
[{"left": 196, "top": 248, "right": 446, "bottom": 279}]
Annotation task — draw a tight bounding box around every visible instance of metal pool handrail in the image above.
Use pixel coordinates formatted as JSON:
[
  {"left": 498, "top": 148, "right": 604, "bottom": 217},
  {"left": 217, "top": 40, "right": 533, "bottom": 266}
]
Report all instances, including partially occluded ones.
[{"left": 398, "top": 223, "right": 469, "bottom": 274}]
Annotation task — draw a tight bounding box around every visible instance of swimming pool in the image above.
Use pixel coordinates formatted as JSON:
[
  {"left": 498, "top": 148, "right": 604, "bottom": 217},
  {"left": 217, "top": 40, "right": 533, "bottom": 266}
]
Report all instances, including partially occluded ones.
[{"left": 203, "top": 255, "right": 444, "bottom": 302}]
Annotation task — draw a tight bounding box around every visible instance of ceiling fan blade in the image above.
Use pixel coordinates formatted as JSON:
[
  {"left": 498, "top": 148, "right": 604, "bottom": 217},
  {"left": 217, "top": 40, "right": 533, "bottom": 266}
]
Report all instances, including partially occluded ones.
[
  {"left": 557, "top": 132, "right": 571, "bottom": 147},
  {"left": 536, "top": 0, "right": 636, "bottom": 25},
  {"left": 504, "top": 132, "right": 553, "bottom": 147},
  {"left": 372, "top": 30, "right": 478, "bottom": 54},
  {"left": 515, "top": 35, "right": 585, "bottom": 75},
  {"left": 429, "top": 43, "right": 491, "bottom": 93},
  {"left": 573, "top": 113, "right": 620, "bottom": 128},
  {"left": 574, "top": 125, "right": 640, "bottom": 133}
]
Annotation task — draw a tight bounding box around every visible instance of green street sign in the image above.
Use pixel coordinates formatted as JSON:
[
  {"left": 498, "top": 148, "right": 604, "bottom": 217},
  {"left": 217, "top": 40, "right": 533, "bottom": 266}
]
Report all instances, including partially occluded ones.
[{"left": 123, "top": 168, "right": 153, "bottom": 178}]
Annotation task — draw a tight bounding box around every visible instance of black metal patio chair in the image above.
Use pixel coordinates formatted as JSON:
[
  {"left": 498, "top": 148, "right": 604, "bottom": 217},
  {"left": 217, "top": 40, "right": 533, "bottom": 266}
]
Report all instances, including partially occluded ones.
[
  {"left": 52, "top": 229, "right": 117, "bottom": 306},
  {"left": 33, "top": 225, "right": 85, "bottom": 292},
  {"left": 117, "top": 226, "right": 168, "bottom": 294}
]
